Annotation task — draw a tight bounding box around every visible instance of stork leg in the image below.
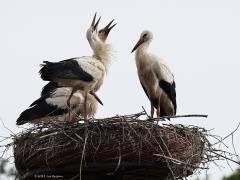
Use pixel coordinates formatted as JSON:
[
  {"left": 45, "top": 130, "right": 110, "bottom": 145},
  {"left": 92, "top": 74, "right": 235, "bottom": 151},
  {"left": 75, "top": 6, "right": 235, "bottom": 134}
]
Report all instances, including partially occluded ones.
[
  {"left": 67, "top": 90, "right": 74, "bottom": 121},
  {"left": 157, "top": 96, "right": 161, "bottom": 117},
  {"left": 150, "top": 100, "right": 154, "bottom": 118},
  {"left": 83, "top": 93, "right": 88, "bottom": 120}
]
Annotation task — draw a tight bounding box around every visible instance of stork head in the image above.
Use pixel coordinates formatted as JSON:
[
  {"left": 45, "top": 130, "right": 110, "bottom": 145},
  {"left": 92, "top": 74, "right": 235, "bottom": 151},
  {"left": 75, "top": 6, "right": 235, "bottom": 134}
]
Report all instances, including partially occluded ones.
[
  {"left": 86, "top": 13, "right": 101, "bottom": 44},
  {"left": 98, "top": 19, "right": 116, "bottom": 42},
  {"left": 86, "top": 13, "right": 116, "bottom": 67},
  {"left": 131, "top": 30, "right": 153, "bottom": 53}
]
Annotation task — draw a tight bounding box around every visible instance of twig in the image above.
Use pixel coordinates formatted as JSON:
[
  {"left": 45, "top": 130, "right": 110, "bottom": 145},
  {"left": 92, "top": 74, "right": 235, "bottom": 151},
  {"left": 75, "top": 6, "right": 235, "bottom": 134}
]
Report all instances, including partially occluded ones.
[
  {"left": 153, "top": 154, "right": 208, "bottom": 169},
  {"left": 80, "top": 125, "right": 88, "bottom": 180},
  {"left": 107, "top": 144, "right": 122, "bottom": 175},
  {"left": 231, "top": 134, "right": 240, "bottom": 162},
  {"left": 212, "top": 122, "right": 240, "bottom": 146},
  {"left": 39, "top": 132, "right": 59, "bottom": 139},
  {"left": 141, "top": 106, "right": 151, "bottom": 119},
  {"left": 210, "top": 151, "right": 240, "bottom": 165},
  {"left": 1, "top": 120, "right": 15, "bottom": 136},
  {"left": 149, "top": 114, "right": 208, "bottom": 121}
]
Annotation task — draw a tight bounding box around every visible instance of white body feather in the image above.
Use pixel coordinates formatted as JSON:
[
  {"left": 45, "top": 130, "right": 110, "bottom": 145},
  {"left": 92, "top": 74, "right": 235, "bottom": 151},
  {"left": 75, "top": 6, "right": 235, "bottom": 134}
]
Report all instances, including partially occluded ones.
[
  {"left": 133, "top": 30, "right": 176, "bottom": 116},
  {"left": 33, "top": 88, "right": 98, "bottom": 124}
]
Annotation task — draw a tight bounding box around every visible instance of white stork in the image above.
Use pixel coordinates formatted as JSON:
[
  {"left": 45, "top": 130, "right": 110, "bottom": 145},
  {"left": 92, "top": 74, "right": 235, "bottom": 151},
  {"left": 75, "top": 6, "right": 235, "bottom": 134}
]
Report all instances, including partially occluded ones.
[
  {"left": 131, "top": 30, "right": 177, "bottom": 118},
  {"left": 39, "top": 13, "right": 116, "bottom": 119},
  {"left": 16, "top": 84, "right": 100, "bottom": 125}
]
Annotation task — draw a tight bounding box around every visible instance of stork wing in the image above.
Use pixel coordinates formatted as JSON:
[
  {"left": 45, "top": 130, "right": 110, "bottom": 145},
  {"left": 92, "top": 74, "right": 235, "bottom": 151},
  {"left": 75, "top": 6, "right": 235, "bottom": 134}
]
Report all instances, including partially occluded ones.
[
  {"left": 140, "top": 81, "right": 168, "bottom": 116},
  {"left": 159, "top": 80, "right": 177, "bottom": 112},
  {"left": 30, "top": 91, "right": 51, "bottom": 107},
  {"left": 140, "top": 81, "right": 149, "bottom": 99},
  {"left": 17, "top": 95, "right": 67, "bottom": 125},
  {"left": 39, "top": 58, "right": 94, "bottom": 82},
  {"left": 41, "top": 81, "right": 61, "bottom": 96}
]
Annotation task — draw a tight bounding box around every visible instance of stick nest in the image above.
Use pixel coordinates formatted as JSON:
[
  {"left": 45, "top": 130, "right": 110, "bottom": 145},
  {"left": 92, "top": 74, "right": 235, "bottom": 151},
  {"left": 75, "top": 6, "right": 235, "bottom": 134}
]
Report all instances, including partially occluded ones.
[{"left": 14, "top": 112, "right": 208, "bottom": 179}]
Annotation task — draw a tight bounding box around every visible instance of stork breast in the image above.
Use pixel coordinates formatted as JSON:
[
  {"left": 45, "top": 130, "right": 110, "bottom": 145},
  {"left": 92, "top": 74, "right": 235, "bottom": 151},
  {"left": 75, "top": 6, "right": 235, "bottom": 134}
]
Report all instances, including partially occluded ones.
[{"left": 139, "top": 68, "right": 159, "bottom": 98}]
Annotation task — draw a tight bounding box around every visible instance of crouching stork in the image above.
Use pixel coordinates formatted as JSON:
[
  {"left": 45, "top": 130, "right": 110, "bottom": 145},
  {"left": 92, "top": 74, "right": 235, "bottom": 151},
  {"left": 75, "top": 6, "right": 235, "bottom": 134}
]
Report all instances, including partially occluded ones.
[{"left": 16, "top": 86, "right": 100, "bottom": 125}]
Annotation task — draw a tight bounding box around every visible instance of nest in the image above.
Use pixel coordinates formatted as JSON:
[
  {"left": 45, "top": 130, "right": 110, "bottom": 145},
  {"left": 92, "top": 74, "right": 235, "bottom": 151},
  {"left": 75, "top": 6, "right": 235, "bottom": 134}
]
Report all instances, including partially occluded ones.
[{"left": 14, "top": 112, "right": 208, "bottom": 180}]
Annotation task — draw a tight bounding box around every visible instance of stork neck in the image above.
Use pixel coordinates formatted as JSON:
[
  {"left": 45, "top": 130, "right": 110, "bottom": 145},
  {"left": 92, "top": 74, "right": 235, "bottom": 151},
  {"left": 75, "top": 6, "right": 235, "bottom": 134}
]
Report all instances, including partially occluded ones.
[
  {"left": 137, "top": 42, "right": 150, "bottom": 54},
  {"left": 136, "top": 49, "right": 148, "bottom": 57},
  {"left": 92, "top": 43, "right": 111, "bottom": 72}
]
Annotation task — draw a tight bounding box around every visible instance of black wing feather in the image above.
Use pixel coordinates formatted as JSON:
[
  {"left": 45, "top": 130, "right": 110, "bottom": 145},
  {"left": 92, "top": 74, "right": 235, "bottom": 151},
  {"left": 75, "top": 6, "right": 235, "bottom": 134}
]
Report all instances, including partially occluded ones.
[
  {"left": 140, "top": 81, "right": 168, "bottom": 116},
  {"left": 39, "top": 58, "right": 94, "bottom": 82},
  {"left": 41, "top": 81, "right": 61, "bottom": 96},
  {"left": 159, "top": 80, "right": 177, "bottom": 112},
  {"left": 17, "top": 97, "right": 67, "bottom": 125}
]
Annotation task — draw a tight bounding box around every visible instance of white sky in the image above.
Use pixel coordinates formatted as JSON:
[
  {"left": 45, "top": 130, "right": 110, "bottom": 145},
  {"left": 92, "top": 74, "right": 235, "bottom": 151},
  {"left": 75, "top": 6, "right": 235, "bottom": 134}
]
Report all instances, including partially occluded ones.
[{"left": 0, "top": 0, "right": 240, "bottom": 179}]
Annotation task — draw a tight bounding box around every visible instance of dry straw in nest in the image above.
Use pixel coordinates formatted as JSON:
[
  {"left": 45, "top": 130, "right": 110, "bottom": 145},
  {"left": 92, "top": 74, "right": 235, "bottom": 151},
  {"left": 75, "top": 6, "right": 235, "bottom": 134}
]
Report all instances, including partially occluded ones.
[{"left": 14, "top": 111, "right": 209, "bottom": 179}]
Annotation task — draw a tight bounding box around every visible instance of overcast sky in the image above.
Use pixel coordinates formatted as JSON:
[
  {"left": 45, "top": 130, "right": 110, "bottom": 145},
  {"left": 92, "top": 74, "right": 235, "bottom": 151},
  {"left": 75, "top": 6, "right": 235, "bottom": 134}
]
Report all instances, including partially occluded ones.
[{"left": 0, "top": 0, "right": 240, "bottom": 179}]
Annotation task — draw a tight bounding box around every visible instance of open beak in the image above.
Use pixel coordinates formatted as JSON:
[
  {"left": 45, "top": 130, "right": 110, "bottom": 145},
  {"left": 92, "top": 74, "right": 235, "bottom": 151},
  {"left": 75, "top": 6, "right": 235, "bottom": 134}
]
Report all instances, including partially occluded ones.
[
  {"left": 91, "top": 13, "right": 101, "bottom": 31},
  {"left": 98, "top": 19, "right": 116, "bottom": 41},
  {"left": 89, "top": 91, "right": 103, "bottom": 106},
  {"left": 131, "top": 37, "right": 144, "bottom": 53}
]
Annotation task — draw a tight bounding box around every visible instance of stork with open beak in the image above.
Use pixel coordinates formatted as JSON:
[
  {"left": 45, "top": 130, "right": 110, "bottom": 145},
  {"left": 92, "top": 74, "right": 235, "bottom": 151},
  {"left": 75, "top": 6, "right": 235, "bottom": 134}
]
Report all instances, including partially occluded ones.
[
  {"left": 39, "top": 13, "right": 116, "bottom": 120},
  {"left": 98, "top": 19, "right": 116, "bottom": 42},
  {"left": 131, "top": 30, "right": 177, "bottom": 118}
]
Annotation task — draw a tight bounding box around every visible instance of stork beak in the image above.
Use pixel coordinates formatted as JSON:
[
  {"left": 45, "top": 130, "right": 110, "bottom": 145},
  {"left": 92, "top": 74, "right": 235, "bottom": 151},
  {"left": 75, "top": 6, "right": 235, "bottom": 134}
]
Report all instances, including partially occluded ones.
[
  {"left": 91, "top": 13, "right": 97, "bottom": 28},
  {"left": 131, "top": 37, "right": 144, "bottom": 53},
  {"left": 98, "top": 19, "right": 116, "bottom": 41},
  {"left": 102, "top": 19, "right": 116, "bottom": 36},
  {"left": 89, "top": 91, "right": 103, "bottom": 106},
  {"left": 91, "top": 13, "right": 101, "bottom": 31}
]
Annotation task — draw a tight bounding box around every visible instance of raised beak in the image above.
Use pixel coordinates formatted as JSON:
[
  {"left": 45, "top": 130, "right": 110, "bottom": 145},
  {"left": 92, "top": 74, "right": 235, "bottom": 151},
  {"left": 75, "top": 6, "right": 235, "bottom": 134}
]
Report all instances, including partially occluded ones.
[
  {"left": 98, "top": 19, "right": 116, "bottom": 41},
  {"left": 89, "top": 91, "right": 103, "bottom": 106},
  {"left": 102, "top": 19, "right": 116, "bottom": 35},
  {"left": 91, "top": 13, "right": 101, "bottom": 31},
  {"left": 131, "top": 37, "right": 144, "bottom": 53}
]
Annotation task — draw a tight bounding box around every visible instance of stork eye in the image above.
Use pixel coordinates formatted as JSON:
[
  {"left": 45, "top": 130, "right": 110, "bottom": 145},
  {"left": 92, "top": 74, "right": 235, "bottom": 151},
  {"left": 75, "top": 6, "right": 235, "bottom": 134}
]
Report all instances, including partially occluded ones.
[{"left": 143, "top": 33, "right": 147, "bottom": 38}]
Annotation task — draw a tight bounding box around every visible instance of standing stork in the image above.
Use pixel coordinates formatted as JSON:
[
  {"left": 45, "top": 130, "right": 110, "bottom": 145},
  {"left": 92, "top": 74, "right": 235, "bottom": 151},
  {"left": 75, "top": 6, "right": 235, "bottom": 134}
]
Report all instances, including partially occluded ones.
[
  {"left": 40, "top": 18, "right": 116, "bottom": 97},
  {"left": 131, "top": 30, "right": 177, "bottom": 118},
  {"left": 39, "top": 13, "right": 116, "bottom": 119}
]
